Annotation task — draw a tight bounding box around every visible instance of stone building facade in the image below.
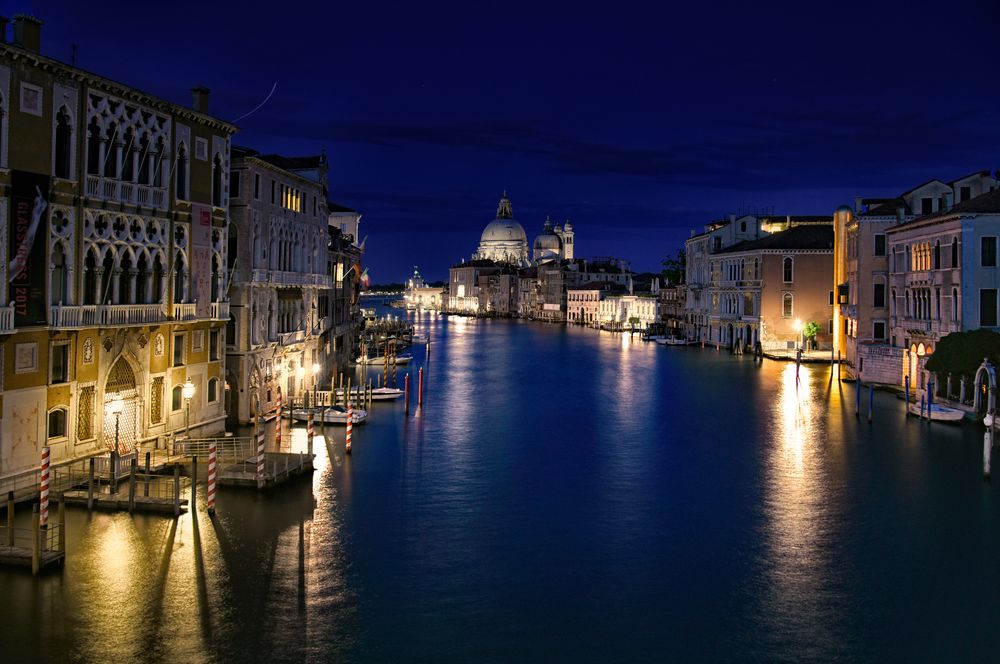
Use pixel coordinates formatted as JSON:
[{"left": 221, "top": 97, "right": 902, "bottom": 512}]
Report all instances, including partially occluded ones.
[{"left": 0, "top": 16, "right": 235, "bottom": 474}]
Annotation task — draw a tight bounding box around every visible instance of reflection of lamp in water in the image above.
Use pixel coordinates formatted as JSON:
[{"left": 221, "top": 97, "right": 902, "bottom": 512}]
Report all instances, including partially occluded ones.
[
  {"left": 182, "top": 380, "right": 195, "bottom": 438},
  {"left": 109, "top": 397, "right": 124, "bottom": 492}
]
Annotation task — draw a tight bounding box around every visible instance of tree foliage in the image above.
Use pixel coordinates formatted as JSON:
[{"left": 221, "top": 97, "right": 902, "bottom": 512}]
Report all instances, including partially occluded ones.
[
  {"left": 803, "top": 321, "right": 820, "bottom": 340},
  {"left": 925, "top": 329, "right": 1000, "bottom": 377},
  {"left": 661, "top": 249, "right": 686, "bottom": 285}
]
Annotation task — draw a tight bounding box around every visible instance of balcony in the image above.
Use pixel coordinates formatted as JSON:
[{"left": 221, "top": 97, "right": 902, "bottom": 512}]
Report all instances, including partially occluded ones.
[
  {"left": 211, "top": 302, "right": 230, "bottom": 321},
  {"left": 0, "top": 305, "right": 13, "bottom": 333},
  {"left": 86, "top": 175, "right": 167, "bottom": 210},
  {"left": 278, "top": 330, "right": 305, "bottom": 346},
  {"left": 50, "top": 304, "right": 167, "bottom": 328},
  {"left": 251, "top": 270, "right": 334, "bottom": 288},
  {"left": 172, "top": 303, "right": 197, "bottom": 321}
]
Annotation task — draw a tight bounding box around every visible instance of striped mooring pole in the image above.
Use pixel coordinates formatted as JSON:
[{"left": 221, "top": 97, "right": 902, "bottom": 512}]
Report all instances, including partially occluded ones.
[
  {"left": 345, "top": 404, "right": 353, "bottom": 455},
  {"left": 404, "top": 373, "right": 410, "bottom": 415},
  {"left": 207, "top": 439, "right": 217, "bottom": 514},
  {"left": 275, "top": 391, "right": 283, "bottom": 449},
  {"left": 307, "top": 411, "right": 315, "bottom": 457},
  {"left": 256, "top": 418, "right": 266, "bottom": 489},
  {"left": 39, "top": 446, "right": 50, "bottom": 528}
]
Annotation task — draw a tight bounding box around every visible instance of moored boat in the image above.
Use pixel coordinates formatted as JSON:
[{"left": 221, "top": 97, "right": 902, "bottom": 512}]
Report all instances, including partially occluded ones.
[
  {"left": 907, "top": 402, "right": 965, "bottom": 422},
  {"left": 288, "top": 406, "right": 368, "bottom": 425},
  {"left": 336, "top": 387, "right": 405, "bottom": 401},
  {"left": 354, "top": 353, "right": 414, "bottom": 366}
]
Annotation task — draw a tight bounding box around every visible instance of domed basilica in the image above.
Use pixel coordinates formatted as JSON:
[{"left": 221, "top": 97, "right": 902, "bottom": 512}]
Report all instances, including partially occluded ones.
[{"left": 473, "top": 193, "right": 574, "bottom": 266}]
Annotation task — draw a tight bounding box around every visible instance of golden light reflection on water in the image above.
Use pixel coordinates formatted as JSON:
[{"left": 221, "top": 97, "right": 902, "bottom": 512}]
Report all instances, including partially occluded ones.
[{"left": 759, "top": 363, "right": 839, "bottom": 645}]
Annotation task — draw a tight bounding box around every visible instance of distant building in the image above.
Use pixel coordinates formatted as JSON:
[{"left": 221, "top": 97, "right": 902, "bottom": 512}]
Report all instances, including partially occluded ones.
[
  {"left": 404, "top": 267, "right": 444, "bottom": 310},
  {"left": 474, "top": 194, "right": 530, "bottom": 264},
  {"left": 329, "top": 201, "right": 362, "bottom": 248},
  {"left": 709, "top": 224, "right": 834, "bottom": 351},
  {"left": 599, "top": 294, "right": 659, "bottom": 331}
]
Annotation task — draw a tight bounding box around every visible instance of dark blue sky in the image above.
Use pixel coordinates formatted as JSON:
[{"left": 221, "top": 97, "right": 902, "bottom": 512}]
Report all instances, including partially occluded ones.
[{"left": 8, "top": 0, "right": 1000, "bottom": 281}]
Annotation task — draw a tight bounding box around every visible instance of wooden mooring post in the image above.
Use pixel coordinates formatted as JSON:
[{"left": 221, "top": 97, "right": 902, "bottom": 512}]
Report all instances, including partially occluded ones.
[
  {"left": 31, "top": 504, "right": 40, "bottom": 575},
  {"left": 173, "top": 466, "right": 181, "bottom": 517},
  {"left": 87, "top": 458, "right": 95, "bottom": 511},
  {"left": 128, "top": 458, "right": 137, "bottom": 514},
  {"left": 144, "top": 452, "right": 151, "bottom": 497}
]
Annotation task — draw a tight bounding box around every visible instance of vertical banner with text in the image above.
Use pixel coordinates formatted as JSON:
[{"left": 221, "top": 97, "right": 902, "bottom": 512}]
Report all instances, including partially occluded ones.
[
  {"left": 191, "top": 203, "right": 213, "bottom": 318},
  {"left": 9, "top": 170, "right": 49, "bottom": 327}
]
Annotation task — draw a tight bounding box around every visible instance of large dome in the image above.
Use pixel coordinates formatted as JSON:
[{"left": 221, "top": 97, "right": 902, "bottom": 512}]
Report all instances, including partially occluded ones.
[
  {"left": 482, "top": 218, "right": 528, "bottom": 244},
  {"left": 474, "top": 193, "right": 530, "bottom": 265}
]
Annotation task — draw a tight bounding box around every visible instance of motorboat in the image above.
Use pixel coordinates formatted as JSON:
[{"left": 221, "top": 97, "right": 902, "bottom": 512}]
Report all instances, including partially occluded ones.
[
  {"left": 410, "top": 333, "right": 429, "bottom": 344},
  {"left": 907, "top": 402, "right": 965, "bottom": 423},
  {"left": 641, "top": 334, "right": 664, "bottom": 342},
  {"left": 354, "top": 353, "right": 414, "bottom": 366},
  {"left": 336, "top": 386, "right": 405, "bottom": 401},
  {"left": 657, "top": 336, "right": 691, "bottom": 346},
  {"left": 288, "top": 406, "right": 368, "bottom": 425}
]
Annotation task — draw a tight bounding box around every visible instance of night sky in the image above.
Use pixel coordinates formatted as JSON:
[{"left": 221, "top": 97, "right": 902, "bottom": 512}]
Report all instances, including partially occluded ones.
[{"left": 7, "top": 0, "right": 1000, "bottom": 282}]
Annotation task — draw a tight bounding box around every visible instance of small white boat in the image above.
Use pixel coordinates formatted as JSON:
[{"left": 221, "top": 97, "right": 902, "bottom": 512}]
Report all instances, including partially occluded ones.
[
  {"left": 288, "top": 407, "right": 368, "bottom": 425},
  {"left": 354, "top": 353, "right": 414, "bottom": 366},
  {"left": 410, "top": 333, "right": 429, "bottom": 344},
  {"left": 908, "top": 402, "right": 965, "bottom": 423},
  {"left": 336, "top": 387, "right": 405, "bottom": 401},
  {"left": 657, "top": 336, "right": 690, "bottom": 346}
]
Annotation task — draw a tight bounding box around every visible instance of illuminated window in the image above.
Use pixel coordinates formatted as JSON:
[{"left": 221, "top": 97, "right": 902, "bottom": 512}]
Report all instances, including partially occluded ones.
[{"left": 782, "top": 292, "right": 793, "bottom": 318}]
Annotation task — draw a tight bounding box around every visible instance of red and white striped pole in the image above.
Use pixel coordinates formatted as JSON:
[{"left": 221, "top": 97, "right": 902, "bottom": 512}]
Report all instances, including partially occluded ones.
[
  {"left": 345, "top": 405, "right": 353, "bottom": 455},
  {"left": 207, "top": 439, "right": 217, "bottom": 514},
  {"left": 39, "top": 446, "right": 50, "bottom": 527},
  {"left": 307, "top": 411, "right": 315, "bottom": 456},
  {"left": 256, "top": 418, "right": 266, "bottom": 489},
  {"left": 418, "top": 367, "right": 424, "bottom": 407},
  {"left": 275, "top": 391, "right": 283, "bottom": 449}
]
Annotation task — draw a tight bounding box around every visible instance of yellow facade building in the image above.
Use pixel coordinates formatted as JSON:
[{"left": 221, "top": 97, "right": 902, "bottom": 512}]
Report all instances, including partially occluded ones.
[{"left": 0, "top": 16, "right": 236, "bottom": 475}]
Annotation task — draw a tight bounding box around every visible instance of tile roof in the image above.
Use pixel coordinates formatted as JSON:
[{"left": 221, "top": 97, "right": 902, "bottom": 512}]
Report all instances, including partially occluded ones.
[
  {"left": 717, "top": 224, "right": 833, "bottom": 253},
  {"left": 895, "top": 187, "right": 1000, "bottom": 227}
]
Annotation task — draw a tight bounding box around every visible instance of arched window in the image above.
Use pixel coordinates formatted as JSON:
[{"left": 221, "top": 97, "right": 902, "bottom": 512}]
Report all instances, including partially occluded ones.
[
  {"left": 952, "top": 237, "right": 959, "bottom": 268},
  {"left": 118, "top": 252, "right": 133, "bottom": 304},
  {"left": 100, "top": 251, "right": 114, "bottom": 304},
  {"left": 51, "top": 242, "right": 68, "bottom": 305},
  {"left": 171, "top": 385, "right": 183, "bottom": 411},
  {"left": 935, "top": 288, "right": 941, "bottom": 320},
  {"left": 138, "top": 132, "right": 151, "bottom": 185},
  {"left": 173, "top": 251, "right": 186, "bottom": 303},
  {"left": 104, "top": 121, "right": 119, "bottom": 178},
  {"left": 208, "top": 377, "right": 219, "bottom": 403},
  {"left": 175, "top": 144, "right": 188, "bottom": 200},
  {"left": 212, "top": 154, "right": 223, "bottom": 207},
  {"left": 891, "top": 289, "right": 896, "bottom": 318},
  {"left": 136, "top": 253, "right": 149, "bottom": 304},
  {"left": 122, "top": 129, "right": 136, "bottom": 182},
  {"left": 952, "top": 288, "right": 959, "bottom": 322},
  {"left": 782, "top": 257, "right": 793, "bottom": 283},
  {"left": 782, "top": 292, "right": 793, "bottom": 317},
  {"left": 906, "top": 290, "right": 911, "bottom": 317},
  {"left": 86, "top": 118, "right": 101, "bottom": 175},
  {"left": 55, "top": 107, "right": 72, "bottom": 179},
  {"left": 905, "top": 245, "right": 911, "bottom": 271},
  {"left": 152, "top": 255, "right": 164, "bottom": 304},
  {"left": 226, "top": 313, "right": 237, "bottom": 346},
  {"left": 48, "top": 409, "right": 68, "bottom": 439},
  {"left": 934, "top": 240, "right": 941, "bottom": 270}
]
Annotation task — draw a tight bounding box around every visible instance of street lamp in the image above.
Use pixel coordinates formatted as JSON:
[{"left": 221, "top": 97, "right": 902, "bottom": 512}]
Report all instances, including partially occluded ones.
[
  {"left": 182, "top": 380, "right": 195, "bottom": 439},
  {"left": 109, "top": 397, "right": 124, "bottom": 493},
  {"left": 296, "top": 365, "right": 306, "bottom": 408},
  {"left": 793, "top": 318, "right": 803, "bottom": 351}
]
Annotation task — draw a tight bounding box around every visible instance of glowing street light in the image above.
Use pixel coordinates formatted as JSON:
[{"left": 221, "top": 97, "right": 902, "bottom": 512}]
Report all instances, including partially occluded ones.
[
  {"left": 109, "top": 396, "right": 124, "bottom": 493},
  {"left": 182, "top": 380, "right": 195, "bottom": 439},
  {"left": 312, "top": 362, "right": 321, "bottom": 410},
  {"left": 793, "top": 318, "right": 803, "bottom": 351}
]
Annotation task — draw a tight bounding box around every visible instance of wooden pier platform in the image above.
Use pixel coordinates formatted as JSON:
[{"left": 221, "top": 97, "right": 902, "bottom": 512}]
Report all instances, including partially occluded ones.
[
  {"left": 219, "top": 452, "right": 315, "bottom": 489},
  {"left": 0, "top": 545, "right": 64, "bottom": 571},
  {"left": 61, "top": 490, "right": 189, "bottom": 514}
]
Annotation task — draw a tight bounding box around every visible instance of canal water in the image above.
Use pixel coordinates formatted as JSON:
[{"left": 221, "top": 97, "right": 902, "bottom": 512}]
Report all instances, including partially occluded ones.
[{"left": 2, "top": 312, "right": 1000, "bottom": 662}]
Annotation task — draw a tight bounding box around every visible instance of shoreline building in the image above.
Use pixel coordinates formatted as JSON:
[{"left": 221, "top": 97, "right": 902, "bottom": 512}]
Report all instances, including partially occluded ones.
[
  {"left": 0, "top": 16, "right": 235, "bottom": 474},
  {"left": 885, "top": 186, "right": 1000, "bottom": 391},
  {"left": 226, "top": 147, "right": 342, "bottom": 424},
  {"left": 834, "top": 171, "right": 998, "bottom": 384},
  {"left": 404, "top": 267, "right": 445, "bottom": 310},
  {"left": 709, "top": 223, "right": 834, "bottom": 351}
]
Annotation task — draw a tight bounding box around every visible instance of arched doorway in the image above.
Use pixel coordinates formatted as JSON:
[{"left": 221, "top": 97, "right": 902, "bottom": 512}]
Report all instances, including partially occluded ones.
[{"left": 103, "top": 356, "right": 141, "bottom": 455}]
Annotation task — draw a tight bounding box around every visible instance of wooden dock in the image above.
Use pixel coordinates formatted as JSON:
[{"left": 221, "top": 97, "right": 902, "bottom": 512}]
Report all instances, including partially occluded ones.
[{"left": 219, "top": 452, "right": 315, "bottom": 489}]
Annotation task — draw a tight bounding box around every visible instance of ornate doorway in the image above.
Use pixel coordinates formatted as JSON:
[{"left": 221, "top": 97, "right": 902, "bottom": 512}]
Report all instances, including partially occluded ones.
[{"left": 103, "top": 356, "right": 141, "bottom": 454}]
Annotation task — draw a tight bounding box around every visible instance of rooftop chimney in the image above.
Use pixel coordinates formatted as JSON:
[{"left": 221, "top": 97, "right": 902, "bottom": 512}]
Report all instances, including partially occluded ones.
[
  {"left": 192, "top": 86, "right": 210, "bottom": 114},
  {"left": 0, "top": 17, "right": 9, "bottom": 43},
  {"left": 12, "top": 14, "right": 42, "bottom": 53},
  {"left": 854, "top": 197, "right": 863, "bottom": 213}
]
